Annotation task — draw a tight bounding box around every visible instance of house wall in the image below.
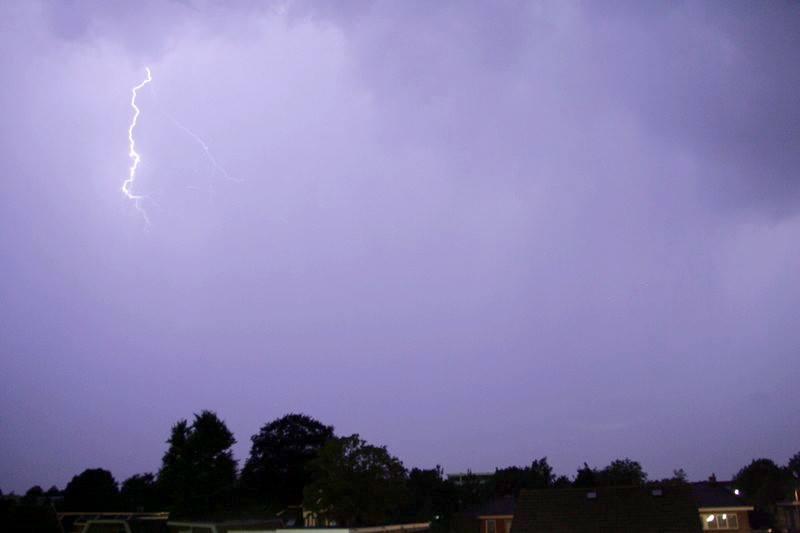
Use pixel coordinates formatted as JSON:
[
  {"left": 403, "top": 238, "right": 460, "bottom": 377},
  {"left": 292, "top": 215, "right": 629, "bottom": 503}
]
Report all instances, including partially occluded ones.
[
  {"left": 732, "top": 510, "right": 750, "bottom": 532},
  {"left": 448, "top": 513, "right": 480, "bottom": 533},
  {"left": 478, "top": 516, "right": 513, "bottom": 533},
  {"left": 699, "top": 509, "right": 751, "bottom": 532}
]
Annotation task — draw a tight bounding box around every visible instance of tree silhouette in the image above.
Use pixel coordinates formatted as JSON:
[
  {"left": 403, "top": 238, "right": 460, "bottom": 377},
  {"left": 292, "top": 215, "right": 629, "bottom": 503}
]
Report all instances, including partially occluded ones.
[
  {"left": 63, "top": 468, "right": 119, "bottom": 511},
  {"left": 492, "top": 458, "right": 555, "bottom": 497},
  {"left": 571, "top": 459, "right": 647, "bottom": 487},
  {"left": 121, "top": 473, "right": 159, "bottom": 511},
  {"left": 573, "top": 463, "right": 597, "bottom": 488},
  {"left": 598, "top": 458, "right": 647, "bottom": 486},
  {"left": 788, "top": 452, "right": 800, "bottom": 480},
  {"left": 404, "top": 466, "right": 457, "bottom": 524},
  {"left": 241, "top": 413, "right": 334, "bottom": 509},
  {"left": 158, "top": 410, "right": 237, "bottom": 518},
  {"left": 21, "top": 485, "right": 45, "bottom": 507},
  {"left": 733, "top": 458, "right": 791, "bottom": 508},
  {"left": 304, "top": 434, "right": 408, "bottom": 526}
]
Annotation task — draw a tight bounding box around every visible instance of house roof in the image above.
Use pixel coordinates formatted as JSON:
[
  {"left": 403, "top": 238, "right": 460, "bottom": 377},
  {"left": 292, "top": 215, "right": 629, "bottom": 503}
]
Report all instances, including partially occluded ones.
[
  {"left": 690, "top": 482, "right": 751, "bottom": 509},
  {"left": 167, "top": 518, "right": 284, "bottom": 528},
  {"left": 512, "top": 486, "right": 702, "bottom": 533},
  {"left": 468, "top": 497, "right": 517, "bottom": 517}
]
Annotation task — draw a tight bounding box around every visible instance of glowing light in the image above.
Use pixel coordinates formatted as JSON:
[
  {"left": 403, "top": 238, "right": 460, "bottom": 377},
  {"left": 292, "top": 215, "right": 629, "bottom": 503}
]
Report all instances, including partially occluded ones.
[
  {"left": 734, "top": 489, "right": 740, "bottom": 496},
  {"left": 722, "top": 514, "right": 727, "bottom": 520},
  {"left": 706, "top": 515, "right": 715, "bottom": 523},
  {"left": 122, "top": 67, "right": 153, "bottom": 224}
]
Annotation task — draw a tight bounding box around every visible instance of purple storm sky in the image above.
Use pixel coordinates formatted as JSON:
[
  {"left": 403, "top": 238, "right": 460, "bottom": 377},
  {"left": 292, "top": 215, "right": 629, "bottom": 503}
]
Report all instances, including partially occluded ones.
[{"left": 1, "top": 0, "right": 799, "bottom": 493}]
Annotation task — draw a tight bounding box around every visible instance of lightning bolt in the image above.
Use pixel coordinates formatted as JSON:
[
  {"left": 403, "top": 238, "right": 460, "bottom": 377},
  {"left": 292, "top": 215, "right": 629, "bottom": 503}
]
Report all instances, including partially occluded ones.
[{"left": 122, "top": 67, "right": 153, "bottom": 224}]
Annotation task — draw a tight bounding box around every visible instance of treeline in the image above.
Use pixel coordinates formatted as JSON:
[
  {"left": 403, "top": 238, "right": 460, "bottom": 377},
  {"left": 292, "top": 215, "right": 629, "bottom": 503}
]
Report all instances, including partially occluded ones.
[{"left": 2, "top": 411, "right": 799, "bottom": 530}]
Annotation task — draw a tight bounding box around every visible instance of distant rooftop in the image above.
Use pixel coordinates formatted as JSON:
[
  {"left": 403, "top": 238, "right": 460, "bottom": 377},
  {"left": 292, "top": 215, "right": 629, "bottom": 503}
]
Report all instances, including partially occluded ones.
[
  {"left": 463, "top": 496, "right": 516, "bottom": 517},
  {"left": 513, "top": 485, "right": 702, "bottom": 533},
  {"left": 690, "top": 481, "right": 752, "bottom": 509}
]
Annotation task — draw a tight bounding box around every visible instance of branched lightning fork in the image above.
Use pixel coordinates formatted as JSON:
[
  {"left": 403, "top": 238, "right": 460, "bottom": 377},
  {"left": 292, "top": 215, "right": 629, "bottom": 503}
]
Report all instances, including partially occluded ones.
[
  {"left": 122, "top": 67, "right": 153, "bottom": 224},
  {"left": 147, "top": 79, "right": 238, "bottom": 185},
  {"left": 168, "top": 116, "right": 240, "bottom": 184}
]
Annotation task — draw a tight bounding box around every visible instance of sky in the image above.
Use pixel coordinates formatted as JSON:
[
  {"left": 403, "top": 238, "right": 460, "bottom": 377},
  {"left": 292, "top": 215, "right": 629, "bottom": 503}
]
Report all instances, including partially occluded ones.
[{"left": 1, "top": 0, "right": 799, "bottom": 493}]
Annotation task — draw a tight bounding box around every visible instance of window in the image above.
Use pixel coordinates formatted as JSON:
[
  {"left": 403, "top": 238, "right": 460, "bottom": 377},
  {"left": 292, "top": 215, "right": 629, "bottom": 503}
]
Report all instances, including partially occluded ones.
[
  {"left": 702, "top": 513, "right": 739, "bottom": 530},
  {"left": 486, "top": 519, "right": 496, "bottom": 533}
]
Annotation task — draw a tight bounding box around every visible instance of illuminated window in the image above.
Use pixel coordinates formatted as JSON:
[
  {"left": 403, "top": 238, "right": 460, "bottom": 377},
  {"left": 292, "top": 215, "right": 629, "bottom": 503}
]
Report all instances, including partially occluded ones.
[
  {"left": 702, "top": 513, "right": 739, "bottom": 530},
  {"left": 487, "top": 519, "right": 496, "bottom": 533}
]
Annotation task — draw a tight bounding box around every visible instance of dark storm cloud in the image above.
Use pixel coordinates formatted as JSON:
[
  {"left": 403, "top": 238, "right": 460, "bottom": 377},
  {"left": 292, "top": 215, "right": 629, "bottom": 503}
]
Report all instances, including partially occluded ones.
[
  {"left": 294, "top": 0, "right": 800, "bottom": 214},
  {"left": 0, "top": 0, "right": 798, "bottom": 493}
]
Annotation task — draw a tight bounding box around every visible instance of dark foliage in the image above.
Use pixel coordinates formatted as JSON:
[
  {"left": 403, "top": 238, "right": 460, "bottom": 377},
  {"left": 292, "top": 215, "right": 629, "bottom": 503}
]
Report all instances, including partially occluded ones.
[
  {"left": 0, "top": 496, "right": 60, "bottom": 533},
  {"left": 733, "top": 458, "right": 791, "bottom": 508},
  {"left": 454, "top": 471, "right": 492, "bottom": 509},
  {"left": 158, "top": 410, "right": 237, "bottom": 519},
  {"left": 553, "top": 475, "right": 572, "bottom": 488},
  {"left": 14, "top": 411, "right": 796, "bottom": 531},
  {"left": 304, "top": 434, "right": 408, "bottom": 526},
  {"left": 403, "top": 466, "right": 458, "bottom": 525},
  {"left": 671, "top": 469, "right": 688, "bottom": 484},
  {"left": 650, "top": 469, "right": 689, "bottom": 487},
  {"left": 22, "top": 486, "right": 44, "bottom": 505},
  {"left": 491, "top": 458, "right": 555, "bottom": 497},
  {"left": 241, "top": 413, "right": 334, "bottom": 509},
  {"left": 571, "top": 459, "right": 647, "bottom": 488},
  {"left": 788, "top": 451, "right": 800, "bottom": 480},
  {"left": 573, "top": 463, "right": 597, "bottom": 488},
  {"left": 121, "top": 473, "right": 160, "bottom": 511},
  {"left": 63, "top": 468, "right": 119, "bottom": 511},
  {"left": 598, "top": 458, "right": 648, "bottom": 486}
]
